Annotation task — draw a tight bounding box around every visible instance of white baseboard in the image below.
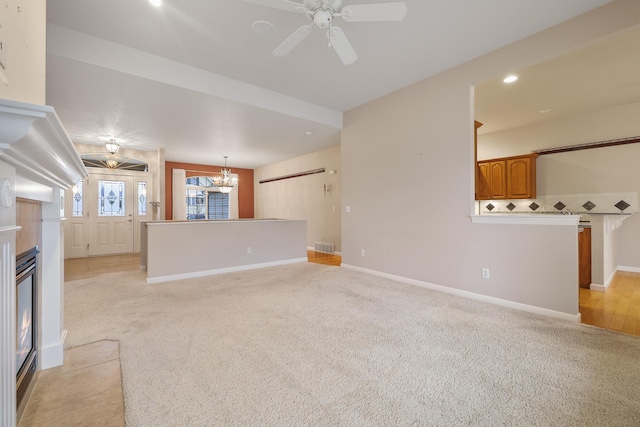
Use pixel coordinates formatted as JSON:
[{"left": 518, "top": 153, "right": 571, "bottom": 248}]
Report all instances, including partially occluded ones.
[
  {"left": 341, "top": 264, "right": 581, "bottom": 323},
  {"left": 147, "top": 258, "right": 308, "bottom": 284},
  {"left": 39, "top": 329, "right": 67, "bottom": 370},
  {"left": 590, "top": 266, "right": 640, "bottom": 291},
  {"left": 618, "top": 265, "right": 640, "bottom": 273},
  {"left": 590, "top": 270, "right": 616, "bottom": 292}
]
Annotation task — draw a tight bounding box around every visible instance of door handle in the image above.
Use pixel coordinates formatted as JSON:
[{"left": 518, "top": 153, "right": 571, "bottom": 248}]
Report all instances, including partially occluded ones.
[{"left": 128, "top": 219, "right": 133, "bottom": 223}]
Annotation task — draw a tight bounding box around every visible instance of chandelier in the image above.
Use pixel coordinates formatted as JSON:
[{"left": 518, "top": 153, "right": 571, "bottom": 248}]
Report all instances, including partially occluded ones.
[
  {"left": 213, "top": 156, "right": 238, "bottom": 193},
  {"left": 105, "top": 139, "right": 120, "bottom": 169}
]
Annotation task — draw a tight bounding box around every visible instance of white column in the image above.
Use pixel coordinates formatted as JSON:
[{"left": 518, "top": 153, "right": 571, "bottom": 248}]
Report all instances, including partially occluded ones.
[
  {"left": 0, "top": 227, "right": 18, "bottom": 427},
  {"left": 1, "top": 162, "right": 18, "bottom": 426},
  {"left": 172, "top": 169, "right": 186, "bottom": 220},
  {"left": 39, "top": 187, "right": 65, "bottom": 369}
]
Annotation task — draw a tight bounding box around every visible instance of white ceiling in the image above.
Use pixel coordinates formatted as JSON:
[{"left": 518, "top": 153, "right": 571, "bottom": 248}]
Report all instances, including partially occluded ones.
[
  {"left": 45, "top": 0, "right": 613, "bottom": 169},
  {"left": 475, "top": 23, "right": 640, "bottom": 136}
]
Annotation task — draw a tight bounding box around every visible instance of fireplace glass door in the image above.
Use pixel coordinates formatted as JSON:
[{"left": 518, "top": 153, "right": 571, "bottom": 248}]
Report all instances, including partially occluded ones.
[
  {"left": 16, "top": 247, "right": 38, "bottom": 409},
  {"left": 16, "top": 271, "right": 33, "bottom": 372}
]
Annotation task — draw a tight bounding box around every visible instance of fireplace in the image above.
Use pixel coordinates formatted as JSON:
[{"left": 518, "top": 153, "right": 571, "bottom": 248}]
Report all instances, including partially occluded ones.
[{"left": 16, "top": 247, "right": 38, "bottom": 409}]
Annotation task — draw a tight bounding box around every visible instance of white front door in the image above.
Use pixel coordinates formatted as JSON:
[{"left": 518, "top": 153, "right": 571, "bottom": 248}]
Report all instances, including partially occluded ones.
[
  {"left": 87, "top": 175, "right": 134, "bottom": 256},
  {"left": 64, "top": 170, "right": 154, "bottom": 258}
]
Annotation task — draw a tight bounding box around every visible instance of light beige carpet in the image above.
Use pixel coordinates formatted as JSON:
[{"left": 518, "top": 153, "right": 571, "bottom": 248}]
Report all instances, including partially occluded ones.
[{"left": 64, "top": 262, "right": 640, "bottom": 426}]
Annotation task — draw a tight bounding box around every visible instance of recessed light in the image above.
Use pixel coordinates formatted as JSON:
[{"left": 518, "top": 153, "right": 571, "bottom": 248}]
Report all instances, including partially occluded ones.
[
  {"left": 149, "top": 0, "right": 161, "bottom": 7},
  {"left": 305, "top": 131, "right": 313, "bottom": 136},
  {"left": 539, "top": 108, "right": 552, "bottom": 114},
  {"left": 252, "top": 21, "right": 276, "bottom": 36},
  {"left": 503, "top": 75, "right": 518, "bottom": 83}
]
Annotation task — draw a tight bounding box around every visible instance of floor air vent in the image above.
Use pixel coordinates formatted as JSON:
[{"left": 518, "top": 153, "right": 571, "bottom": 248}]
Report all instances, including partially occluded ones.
[{"left": 314, "top": 242, "right": 335, "bottom": 254}]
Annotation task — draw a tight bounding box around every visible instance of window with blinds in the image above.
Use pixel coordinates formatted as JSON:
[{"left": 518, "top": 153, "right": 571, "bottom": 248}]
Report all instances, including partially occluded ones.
[{"left": 208, "top": 191, "right": 229, "bottom": 219}]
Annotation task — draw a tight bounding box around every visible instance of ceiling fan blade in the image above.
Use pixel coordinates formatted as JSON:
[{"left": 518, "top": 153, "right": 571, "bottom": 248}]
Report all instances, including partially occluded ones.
[
  {"left": 243, "top": 0, "right": 305, "bottom": 13},
  {"left": 328, "top": 27, "right": 358, "bottom": 65},
  {"left": 340, "top": 2, "right": 407, "bottom": 22},
  {"left": 273, "top": 25, "right": 313, "bottom": 57}
]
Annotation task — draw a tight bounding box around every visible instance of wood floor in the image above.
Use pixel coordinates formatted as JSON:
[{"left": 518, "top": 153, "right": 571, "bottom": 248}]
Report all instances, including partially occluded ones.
[
  {"left": 306, "top": 249, "right": 342, "bottom": 266},
  {"left": 65, "top": 253, "right": 142, "bottom": 281},
  {"left": 64, "top": 250, "right": 341, "bottom": 282},
  {"left": 580, "top": 271, "right": 640, "bottom": 337}
]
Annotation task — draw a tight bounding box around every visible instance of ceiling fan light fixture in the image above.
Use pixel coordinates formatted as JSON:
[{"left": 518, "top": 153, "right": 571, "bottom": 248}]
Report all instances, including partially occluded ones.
[
  {"left": 246, "top": 0, "right": 407, "bottom": 65},
  {"left": 313, "top": 10, "right": 332, "bottom": 29}
]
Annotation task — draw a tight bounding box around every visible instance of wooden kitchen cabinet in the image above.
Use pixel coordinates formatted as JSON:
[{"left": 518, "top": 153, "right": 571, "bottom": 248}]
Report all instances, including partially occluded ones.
[
  {"left": 578, "top": 226, "right": 592, "bottom": 288},
  {"left": 476, "top": 153, "right": 538, "bottom": 200},
  {"left": 507, "top": 155, "right": 537, "bottom": 199},
  {"left": 476, "top": 160, "right": 507, "bottom": 199}
]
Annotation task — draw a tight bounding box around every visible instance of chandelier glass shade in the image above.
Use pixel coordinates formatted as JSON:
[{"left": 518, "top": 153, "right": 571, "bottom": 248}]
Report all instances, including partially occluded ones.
[
  {"left": 105, "top": 139, "right": 120, "bottom": 155},
  {"left": 104, "top": 139, "right": 121, "bottom": 169},
  {"left": 213, "top": 156, "right": 238, "bottom": 193}
]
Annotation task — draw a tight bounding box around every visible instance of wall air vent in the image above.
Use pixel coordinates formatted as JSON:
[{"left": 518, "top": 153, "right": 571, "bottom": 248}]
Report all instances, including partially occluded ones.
[{"left": 314, "top": 242, "right": 335, "bottom": 254}]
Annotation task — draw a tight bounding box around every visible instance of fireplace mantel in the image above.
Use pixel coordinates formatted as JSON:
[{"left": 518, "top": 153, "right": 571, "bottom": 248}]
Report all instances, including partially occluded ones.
[{"left": 0, "top": 99, "right": 87, "bottom": 192}]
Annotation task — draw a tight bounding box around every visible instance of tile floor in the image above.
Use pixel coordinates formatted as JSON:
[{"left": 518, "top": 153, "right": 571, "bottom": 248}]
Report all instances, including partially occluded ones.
[{"left": 18, "top": 340, "right": 125, "bottom": 426}]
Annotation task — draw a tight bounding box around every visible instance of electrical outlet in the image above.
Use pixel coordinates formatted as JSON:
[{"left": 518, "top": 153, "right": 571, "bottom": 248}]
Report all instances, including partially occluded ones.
[
  {"left": 361, "top": 249, "right": 365, "bottom": 257},
  {"left": 247, "top": 247, "right": 252, "bottom": 254},
  {"left": 482, "top": 268, "right": 490, "bottom": 279},
  {"left": 346, "top": 206, "right": 351, "bottom": 213}
]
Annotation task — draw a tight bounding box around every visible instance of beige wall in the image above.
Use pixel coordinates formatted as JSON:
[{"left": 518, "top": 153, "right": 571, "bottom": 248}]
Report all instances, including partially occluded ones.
[
  {"left": 0, "top": 0, "right": 47, "bottom": 104},
  {"left": 254, "top": 145, "right": 341, "bottom": 252},
  {"left": 145, "top": 219, "right": 307, "bottom": 283},
  {"left": 341, "top": 1, "right": 640, "bottom": 316}
]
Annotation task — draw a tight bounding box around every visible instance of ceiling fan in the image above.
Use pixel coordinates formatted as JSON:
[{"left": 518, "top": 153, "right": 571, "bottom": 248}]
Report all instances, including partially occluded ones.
[{"left": 244, "top": 0, "right": 407, "bottom": 65}]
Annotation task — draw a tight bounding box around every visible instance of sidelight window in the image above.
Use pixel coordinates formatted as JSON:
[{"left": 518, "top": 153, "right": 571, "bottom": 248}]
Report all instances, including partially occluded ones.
[{"left": 138, "top": 182, "right": 147, "bottom": 216}]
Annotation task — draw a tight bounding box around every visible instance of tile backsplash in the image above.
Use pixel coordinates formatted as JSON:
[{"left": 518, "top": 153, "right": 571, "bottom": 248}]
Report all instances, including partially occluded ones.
[{"left": 479, "top": 192, "right": 639, "bottom": 215}]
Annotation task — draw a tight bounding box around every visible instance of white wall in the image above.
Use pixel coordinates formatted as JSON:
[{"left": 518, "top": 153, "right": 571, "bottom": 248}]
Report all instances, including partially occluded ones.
[
  {"left": 254, "top": 145, "right": 341, "bottom": 252},
  {"left": 340, "top": 1, "right": 640, "bottom": 317}
]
